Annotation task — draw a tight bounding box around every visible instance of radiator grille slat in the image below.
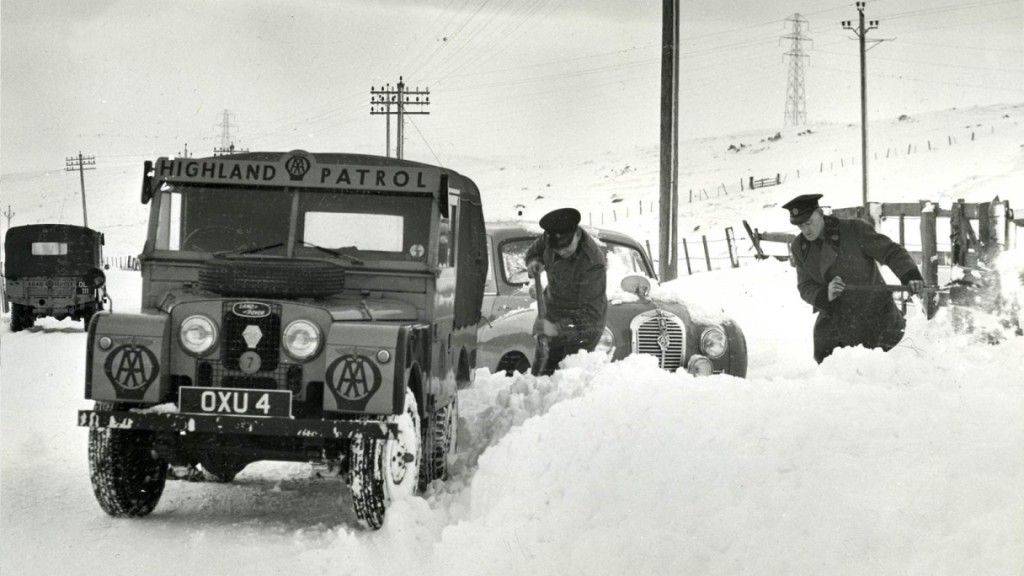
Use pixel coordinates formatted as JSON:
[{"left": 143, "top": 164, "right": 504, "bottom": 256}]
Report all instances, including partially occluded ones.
[
  {"left": 221, "top": 302, "right": 281, "bottom": 372},
  {"left": 630, "top": 311, "right": 686, "bottom": 371}
]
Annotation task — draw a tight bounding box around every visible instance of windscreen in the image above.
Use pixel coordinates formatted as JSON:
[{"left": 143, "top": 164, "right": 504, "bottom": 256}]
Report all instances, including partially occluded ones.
[
  {"left": 155, "top": 184, "right": 432, "bottom": 262},
  {"left": 499, "top": 237, "right": 652, "bottom": 286}
]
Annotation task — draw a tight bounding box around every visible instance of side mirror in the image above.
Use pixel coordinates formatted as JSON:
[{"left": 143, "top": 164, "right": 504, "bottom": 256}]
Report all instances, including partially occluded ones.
[
  {"left": 140, "top": 160, "right": 154, "bottom": 204},
  {"left": 620, "top": 275, "right": 651, "bottom": 298}
]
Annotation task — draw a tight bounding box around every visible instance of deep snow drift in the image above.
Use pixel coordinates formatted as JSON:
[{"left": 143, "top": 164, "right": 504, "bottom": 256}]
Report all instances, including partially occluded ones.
[{"left": 2, "top": 260, "right": 1022, "bottom": 575}]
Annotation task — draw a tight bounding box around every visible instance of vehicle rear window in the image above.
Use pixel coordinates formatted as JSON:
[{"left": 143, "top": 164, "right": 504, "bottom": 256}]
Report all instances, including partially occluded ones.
[{"left": 31, "top": 242, "right": 68, "bottom": 256}]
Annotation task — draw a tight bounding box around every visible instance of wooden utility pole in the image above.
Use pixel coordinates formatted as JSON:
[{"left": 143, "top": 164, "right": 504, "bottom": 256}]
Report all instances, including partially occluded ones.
[
  {"left": 371, "top": 77, "right": 430, "bottom": 160},
  {"left": 65, "top": 152, "right": 95, "bottom": 228},
  {"left": 658, "top": 0, "right": 680, "bottom": 280},
  {"left": 2, "top": 205, "right": 13, "bottom": 229},
  {"left": 843, "top": 3, "right": 880, "bottom": 208}
]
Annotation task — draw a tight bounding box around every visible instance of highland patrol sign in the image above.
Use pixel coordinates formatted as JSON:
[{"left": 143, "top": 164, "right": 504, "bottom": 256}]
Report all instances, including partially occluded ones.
[{"left": 153, "top": 151, "right": 441, "bottom": 193}]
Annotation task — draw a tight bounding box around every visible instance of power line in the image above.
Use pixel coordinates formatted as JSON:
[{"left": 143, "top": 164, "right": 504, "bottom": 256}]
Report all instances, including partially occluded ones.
[{"left": 370, "top": 77, "right": 431, "bottom": 159}]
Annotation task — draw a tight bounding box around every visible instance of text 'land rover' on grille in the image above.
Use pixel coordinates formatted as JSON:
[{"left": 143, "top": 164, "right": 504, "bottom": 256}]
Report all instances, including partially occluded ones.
[{"left": 77, "top": 151, "right": 488, "bottom": 529}]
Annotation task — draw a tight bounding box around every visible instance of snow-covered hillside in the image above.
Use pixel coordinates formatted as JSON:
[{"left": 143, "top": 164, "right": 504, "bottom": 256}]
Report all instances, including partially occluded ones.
[{"left": 2, "top": 104, "right": 1023, "bottom": 575}]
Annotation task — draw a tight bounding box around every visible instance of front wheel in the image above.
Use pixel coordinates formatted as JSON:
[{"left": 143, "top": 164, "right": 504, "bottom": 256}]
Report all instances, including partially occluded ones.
[
  {"left": 87, "top": 403, "right": 168, "bottom": 517},
  {"left": 10, "top": 303, "right": 32, "bottom": 332},
  {"left": 348, "top": 388, "right": 421, "bottom": 530}
]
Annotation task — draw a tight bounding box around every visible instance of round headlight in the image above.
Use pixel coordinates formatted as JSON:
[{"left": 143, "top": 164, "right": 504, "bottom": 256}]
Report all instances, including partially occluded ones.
[
  {"left": 180, "top": 315, "right": 217, "bottom": 355},
  {"left": 595, "top": 326, "right": 616, "bottom": 355},
  {"left": 283, "top": 320, "right": 321, "bottom": 360},
  {"left": 686, "top": 354, "right": 714, "bottom": 376},
  {"left": 700, "top": 326, "right": 728, "bottom": 359}
]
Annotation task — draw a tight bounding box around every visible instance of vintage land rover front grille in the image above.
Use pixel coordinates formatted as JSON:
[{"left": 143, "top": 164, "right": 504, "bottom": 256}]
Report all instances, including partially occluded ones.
[
  {"left": 197, "top": 359, "right": 300, "bottom": 391},
  {"left": 221, "top": 302, "right": 281, "bottom": 372},
  {"left": 630, "top": 310, "right": 686, "bottom": 371}
]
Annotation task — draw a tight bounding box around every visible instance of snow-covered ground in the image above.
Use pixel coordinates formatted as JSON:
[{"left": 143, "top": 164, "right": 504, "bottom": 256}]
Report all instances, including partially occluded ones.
[{"left": 2, "top": 104, "right": 1024, "bottom": 574}]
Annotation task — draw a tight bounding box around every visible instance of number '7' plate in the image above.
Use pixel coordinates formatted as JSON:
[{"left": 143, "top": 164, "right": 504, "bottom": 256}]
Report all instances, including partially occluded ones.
[{"left": 178, "top": 387, "right": 292, "bottom": 418}]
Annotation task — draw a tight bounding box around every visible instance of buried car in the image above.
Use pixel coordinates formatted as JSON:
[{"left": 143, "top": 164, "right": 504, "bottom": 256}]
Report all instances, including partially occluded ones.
[
  {"left": 4, "top": 224, "right": 107, "bottom": 331},
  {"left": 478, "top": 222, "right": 747, "bottom": 377},
  {"left": 76, "top": 151, "right": 488, "bottom": 529}
]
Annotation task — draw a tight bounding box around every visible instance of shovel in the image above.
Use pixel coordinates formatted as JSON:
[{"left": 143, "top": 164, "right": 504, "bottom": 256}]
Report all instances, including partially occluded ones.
[
  {"left": 844, "top": 283, "right": 943, "bottom": 319},
  {"left": 531, "top": 273, "right": 551, "bottom": 376}
]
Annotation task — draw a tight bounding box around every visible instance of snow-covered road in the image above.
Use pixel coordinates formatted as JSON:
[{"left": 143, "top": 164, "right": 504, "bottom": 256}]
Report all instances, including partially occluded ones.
[{"left": 2, "top": 263, "right": 1022, "bottom": 575}]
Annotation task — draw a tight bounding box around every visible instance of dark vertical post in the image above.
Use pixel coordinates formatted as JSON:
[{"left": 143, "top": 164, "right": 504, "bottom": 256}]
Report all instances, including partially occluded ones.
[
  {"left": 658, "top": 0, "right": 679, "bottom": 281},
  {"left": 725, "top": 227, "right": 739, "bottom": 268},
  {"left": 396, "top": 77, "right": 405, "bottom": 159},
  {"left": 702, "top": 235, "right": 712, "bottom": 271},
  {"left": 920, "top": 201, "right": 939, "bottom": 319},
  {"left": 682, "top": 238, "right": 692, "bottom": 275}
]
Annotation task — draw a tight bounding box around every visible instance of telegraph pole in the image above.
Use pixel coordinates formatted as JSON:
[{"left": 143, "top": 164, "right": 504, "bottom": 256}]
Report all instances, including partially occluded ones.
[
  {"left": 843, "top": 3, "right": 880, "bottom": 208},
  {"left": 371, "top": 78, "right": 430, "bottom": 160},
  {"left": 2, "top": 205, "right": 13, "bottom": 229},
  {"left": 65, "top": 152, "right": 95, "bottom": 228},
  {"left": 658, "top": 0, "right": 679, "bottom": 281},
  {"left": 782, "top": 14, "right": 811, "bottom": 127}
]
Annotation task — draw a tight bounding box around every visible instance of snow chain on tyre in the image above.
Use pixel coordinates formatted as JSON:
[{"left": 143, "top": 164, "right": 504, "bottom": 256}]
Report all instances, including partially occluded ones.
[
  {"left": 348, "top": 388, "right": 421, "bottom": 530},
  {"left": 87, "top": 402, "right": 168, "bottom": 517},
  {"left": 419, "top": 394, "right": 458, "bottom": 491},
  {"left": 199, "top": 257, "right": 345, "bottom": 298}
]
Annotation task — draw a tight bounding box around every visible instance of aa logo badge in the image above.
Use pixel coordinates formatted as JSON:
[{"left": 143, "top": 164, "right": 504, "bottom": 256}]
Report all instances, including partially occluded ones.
[
  {"left": 326, "top": 354, "right": 383, "bottom": 410},
  {"left": 103, "top": 344, "right": 160, "bottom": 400}
]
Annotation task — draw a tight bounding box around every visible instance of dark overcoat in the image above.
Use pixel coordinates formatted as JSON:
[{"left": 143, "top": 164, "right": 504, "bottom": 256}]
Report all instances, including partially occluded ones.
[
  {"left": 525, "top": 228, "right": 608, "bottom": 350},
  {"left": 790, "top": 216, "right": 921, "bottom": 362}
]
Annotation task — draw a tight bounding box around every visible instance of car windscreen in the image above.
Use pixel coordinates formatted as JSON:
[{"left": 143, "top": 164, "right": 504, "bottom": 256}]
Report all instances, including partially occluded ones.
[
  {"left": 296, "top": 190, "right": 431, "bottom": 262},
  {"left": 499, "top": 237, "right": 652, "bottom": 286},
  {"left": 155, "top": 184, "right": 431, "bottom": 262}
]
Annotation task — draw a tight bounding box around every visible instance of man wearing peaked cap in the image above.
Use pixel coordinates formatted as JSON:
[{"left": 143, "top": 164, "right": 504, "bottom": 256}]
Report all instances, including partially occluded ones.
[
  {"left": 785, "top": 194, "right": 925, "bottom": 363},
  {"left": 525, "top": 207, "right": 607, "bottom": 375}
]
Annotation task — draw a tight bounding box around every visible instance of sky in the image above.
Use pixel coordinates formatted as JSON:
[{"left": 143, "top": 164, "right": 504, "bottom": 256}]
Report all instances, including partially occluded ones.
[{"left": 1, "top": 0, "right": 1022, "bottom": 176}]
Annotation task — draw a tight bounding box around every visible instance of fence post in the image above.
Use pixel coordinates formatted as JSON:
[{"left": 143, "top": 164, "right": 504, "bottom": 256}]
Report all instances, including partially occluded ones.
[
  {"left": 927, "top": 140, "right": 931, "bottom": 151},
  {"left": 841, "top": 157, "right": 844, "bottom": 167},
  {"left": 796, "top": 169, "right": 800, "bottom": 178},
  {"left": 819, "top": 162, "right": 823, "bottom": 172},
  {"left": 749, "top": 176, "right": 755, "bottom": 188},
  {"left": 645, "top": 239, "right": 654, "bottom": 263},
  {"left": 920, "top": 201, "right": 939, "bottom": 319},
  {"left": 907, "top": 143, "right": 912, "bottom": 154},
  {"left": 682, "top": 238, "right": 692, "bottom": 275},
  {"left": 689, "top": 189, "right": 693, "bottom": 203},
  {"left": 639, "top": 199, "right": 643, "bottom": 215},
  {"left": 725, "top": 227, "right": 739, "bottom": 268},
  {"left": 898, "top": 215, "right": 905, "bottom": 246},
  {"left": 775, "top": 173, "right": 780, "bottom": 185},
  {"left": 740, "top": 178, "right": 744, "bottom": 191},
  {"left": 948, "top": 135, "right": 952, "bottom": 145},
  {"left": 971, "top": 132, "right": 975, "bottom": 141},
  {"left": 702, "top": 235, "right": 712, "bottom": 272}
]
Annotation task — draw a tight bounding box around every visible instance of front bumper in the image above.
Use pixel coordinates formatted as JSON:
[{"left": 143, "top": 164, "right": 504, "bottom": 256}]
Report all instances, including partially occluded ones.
[{"left": 77, "top": 409, "right": 396, "bottom": 440}]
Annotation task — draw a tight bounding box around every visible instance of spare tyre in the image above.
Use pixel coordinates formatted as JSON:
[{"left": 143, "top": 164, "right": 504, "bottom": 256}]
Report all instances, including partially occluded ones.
[{"left": 199, "top": 256, "right": 345, "bottom": 298}]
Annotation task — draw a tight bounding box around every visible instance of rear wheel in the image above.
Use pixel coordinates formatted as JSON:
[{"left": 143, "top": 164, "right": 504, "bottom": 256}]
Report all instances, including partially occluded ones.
[
  {"left": 419, "top": 394, "right": 459, "bottom": 491},
  {"left": 497, "top": 352, "right": 530, "bottom": 376},
  {"left": 87, "top": 403, "right": 168, "bottom": 517},
  {"left": 10, "top": 303, "right": 32, "bottom": 332},
  {"left": 348, "top": 388, "right": 421, "bottom": 530}
]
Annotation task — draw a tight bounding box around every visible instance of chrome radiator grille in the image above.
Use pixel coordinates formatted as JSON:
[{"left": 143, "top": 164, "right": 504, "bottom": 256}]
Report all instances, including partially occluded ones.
[{"left": 630, "top": 310, "right": 686, "bottom": 371}]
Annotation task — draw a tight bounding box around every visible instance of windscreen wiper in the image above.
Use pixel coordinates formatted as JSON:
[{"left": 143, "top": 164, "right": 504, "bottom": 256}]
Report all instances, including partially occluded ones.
[{"left": 299, "top": 241, "right": 364, "bottom": 265}]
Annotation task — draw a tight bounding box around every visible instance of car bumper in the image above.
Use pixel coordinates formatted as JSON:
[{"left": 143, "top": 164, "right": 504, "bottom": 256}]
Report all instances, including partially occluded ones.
[{"left": 77, "top": 409, "right": 396, "bottom": 440}]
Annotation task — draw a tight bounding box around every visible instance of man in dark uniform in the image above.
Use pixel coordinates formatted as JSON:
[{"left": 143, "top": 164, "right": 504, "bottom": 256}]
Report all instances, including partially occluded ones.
[
  {"left": 784, "top": 194, "right": 925, "bottom": 363},
  {"left": 525, "top": 208, "right": 608, "bottom": 375}
]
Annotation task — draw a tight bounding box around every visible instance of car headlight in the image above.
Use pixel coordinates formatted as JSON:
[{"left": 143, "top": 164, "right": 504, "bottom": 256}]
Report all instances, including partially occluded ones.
[
  {"left": 686, "top": 354, "right": 714, "bottom": 376},
  {"left": 180, "top": 315, "right": 218, "bottom": 355},
  {"left": 283, "top": 320, "right": 321, "bottom": 360},
  {"left": 700, "top": 326, "right": 728, "bottom": 359}
]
